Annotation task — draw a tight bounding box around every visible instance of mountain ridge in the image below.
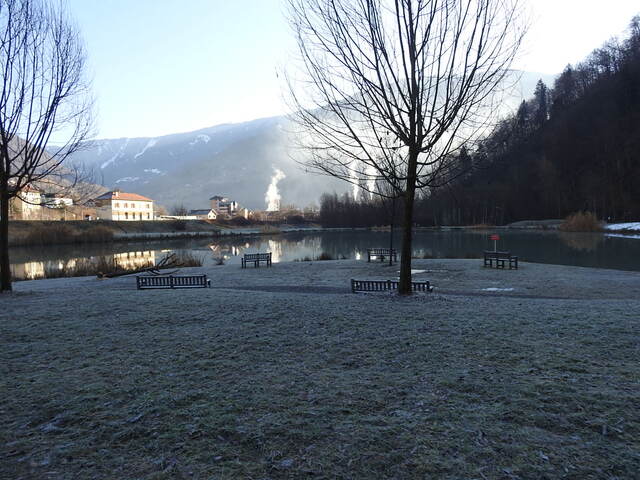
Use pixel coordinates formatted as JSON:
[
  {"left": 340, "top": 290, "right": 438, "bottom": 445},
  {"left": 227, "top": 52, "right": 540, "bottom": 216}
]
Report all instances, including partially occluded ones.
[{"left": 67, "top": 71, "right": 556, "bottom": 211}]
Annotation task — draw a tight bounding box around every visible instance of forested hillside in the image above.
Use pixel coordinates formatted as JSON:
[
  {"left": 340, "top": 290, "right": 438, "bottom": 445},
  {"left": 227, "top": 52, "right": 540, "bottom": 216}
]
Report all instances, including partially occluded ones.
[{"left": 319, "top": 17, "right": 640, "bottom": 227}]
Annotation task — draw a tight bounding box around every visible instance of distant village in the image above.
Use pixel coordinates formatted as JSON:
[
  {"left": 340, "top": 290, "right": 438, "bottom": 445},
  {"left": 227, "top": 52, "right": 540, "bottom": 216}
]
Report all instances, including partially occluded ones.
[{"left": 8, "top": 185, "right": 318, "bottom": 223}]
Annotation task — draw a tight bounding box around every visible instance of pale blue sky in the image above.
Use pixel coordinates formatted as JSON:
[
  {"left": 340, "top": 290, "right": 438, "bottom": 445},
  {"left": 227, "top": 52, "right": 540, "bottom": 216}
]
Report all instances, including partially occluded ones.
[{"left": 66, "top": 0, "right": 639, "bottom": 140}]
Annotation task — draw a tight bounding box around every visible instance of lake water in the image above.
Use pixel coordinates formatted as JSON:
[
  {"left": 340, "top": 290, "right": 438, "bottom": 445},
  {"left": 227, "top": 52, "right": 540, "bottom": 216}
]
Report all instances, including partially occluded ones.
[{"left": 10, "top": 229, "right": 640, "bottom": 280}]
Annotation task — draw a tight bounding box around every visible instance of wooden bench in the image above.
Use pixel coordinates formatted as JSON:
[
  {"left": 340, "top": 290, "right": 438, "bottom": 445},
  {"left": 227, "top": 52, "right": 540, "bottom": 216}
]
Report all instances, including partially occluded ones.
[
  {"left": 136, "top": 274, "right": 210, "bottom": 289},
  {"left": 484, "top": 251, "right": 518, "bottom": 269},
  {"left": 367, "top": 248, "right": 397, "bottom": 263},
  {"left": 351, "top": 279, "right": 433, "bottom": 293},
  {"left": 242, "top": 252, "right": 272, "bottom": 268}
]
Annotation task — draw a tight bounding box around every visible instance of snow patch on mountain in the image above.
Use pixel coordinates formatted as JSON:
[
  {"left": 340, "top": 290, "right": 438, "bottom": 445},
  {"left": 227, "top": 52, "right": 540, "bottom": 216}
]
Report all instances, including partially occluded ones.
[
  {"left": 115, "top": 176, "right": 140, "bottom": 183},
  {"left": 101, "top": 138, "right": 130, "bottom": 169},
  {"left": 143, "top": 168, "right": 164, "bottom": 175},
  {"left": 134, "top": 139, "right": 157, "bottom": 159},
  {"left": 189, "top": 134, "right": 211, "bottom": 146}
]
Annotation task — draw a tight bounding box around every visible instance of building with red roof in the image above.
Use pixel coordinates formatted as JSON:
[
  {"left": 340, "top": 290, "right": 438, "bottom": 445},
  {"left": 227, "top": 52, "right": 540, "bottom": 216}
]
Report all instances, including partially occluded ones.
[{"left": 94, "top": 189, "right": 154, "bottom": 221}]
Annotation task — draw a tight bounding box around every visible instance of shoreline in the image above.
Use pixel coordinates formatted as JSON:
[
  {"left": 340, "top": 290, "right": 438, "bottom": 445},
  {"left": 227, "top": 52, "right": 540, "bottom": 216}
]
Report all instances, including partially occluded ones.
[
  {"left": 8, "top": 219, "right": 640, "bottom": 249},
  {"left": 9, "top": 258, "right": 640, "bottom": 299}
]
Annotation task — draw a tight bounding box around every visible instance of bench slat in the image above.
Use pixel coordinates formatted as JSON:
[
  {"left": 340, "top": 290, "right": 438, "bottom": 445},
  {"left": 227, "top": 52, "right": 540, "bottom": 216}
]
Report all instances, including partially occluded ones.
[
  {"left": 137, "top": 274, "right": 209, "bottom": 289},
  {"left": 351, "top": 278, "right": 432, "bottom": 293},
  {"left": 483, "top": 251, "right": 518, "bottom": 269},
  {"left": 366, "top": 248, "right": 398, "bottom": 263},
  {"left": 242, "top": 252, "right": 272, "bottom": 268}
]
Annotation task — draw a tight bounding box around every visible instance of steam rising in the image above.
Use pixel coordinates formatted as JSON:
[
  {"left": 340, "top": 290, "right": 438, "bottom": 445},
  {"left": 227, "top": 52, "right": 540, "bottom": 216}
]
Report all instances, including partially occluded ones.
[{"left": 266, "top": 168, "right": 286, "bottom": 211}]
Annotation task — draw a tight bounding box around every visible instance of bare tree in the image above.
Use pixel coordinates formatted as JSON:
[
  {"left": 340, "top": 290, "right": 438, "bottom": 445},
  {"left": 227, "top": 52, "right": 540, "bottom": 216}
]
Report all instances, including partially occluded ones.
[
  {"left": 0, "top": 0, "right": 92, "bottom": 292},
  {"left": 170, "top": 204, "right": 189, "bottom": 216},
  {"left": 286, "top": 0, "right": 525, "bottom": 294}
]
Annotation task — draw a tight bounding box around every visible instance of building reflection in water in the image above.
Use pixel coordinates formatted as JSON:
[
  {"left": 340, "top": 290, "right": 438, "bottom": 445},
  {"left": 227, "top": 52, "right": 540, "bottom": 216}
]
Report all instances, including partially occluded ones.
[
  {"left": 11, "top": 261, "right": 45, "bottom": 280},
  {"left": 12, "top": 250, "right": 156, "bottom": 280},
  {"left": 268, "top": 239, "right": 283, "bottom": 263},
  {"left": 113, "top": 251, "right": 155, "bottom": 270},
  {"left": 208, "top": 243, "right": 241, "bottom": 259}
]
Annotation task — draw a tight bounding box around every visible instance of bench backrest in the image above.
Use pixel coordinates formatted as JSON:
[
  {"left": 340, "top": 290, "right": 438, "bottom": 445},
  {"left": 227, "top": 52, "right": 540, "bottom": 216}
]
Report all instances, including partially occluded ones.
[
  {"left": 484, "top": 250, "right": 511, "bottom": 257},
  {"left": 367, "top": 248, "right": 396, "bottom": 254},
  {"left": 351, "top": 279, "right": 431, "bottom": 293},
  {"left": 243, "top": 253, "right": 271, "bottom": 260},
  {"left": 137, "top": 274, "right": 208, "bottom": 289}
]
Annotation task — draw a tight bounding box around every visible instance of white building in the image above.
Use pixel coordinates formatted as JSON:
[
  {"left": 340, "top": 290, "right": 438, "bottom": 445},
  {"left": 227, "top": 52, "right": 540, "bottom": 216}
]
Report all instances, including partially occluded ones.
[
  {"left": 189, "top": 209, "right": 218, "bottom": 220},
  {"left": 209, "top": 195, "right": 238, "bottom": 217},
  {"left": 94, "top": 190, "right": 154, "bottom": 221},
  {"left": 9, "top": 184, "right": 42, "bottom": 220}
]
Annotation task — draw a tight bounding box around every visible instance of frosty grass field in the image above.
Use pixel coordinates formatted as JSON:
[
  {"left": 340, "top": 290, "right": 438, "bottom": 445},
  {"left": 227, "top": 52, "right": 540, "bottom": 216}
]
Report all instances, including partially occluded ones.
[{"left": 2, "top": 259, "right": 639, "bottom": 479}]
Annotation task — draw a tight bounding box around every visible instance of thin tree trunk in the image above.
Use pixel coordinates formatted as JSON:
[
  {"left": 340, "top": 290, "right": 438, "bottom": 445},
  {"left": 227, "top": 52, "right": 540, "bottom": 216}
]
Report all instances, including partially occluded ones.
[
  {"left": 399, "top": 149, "right": 419, "bottom": 295},
  {"left": 0, "top": 180, "right": 12, "bottom": 292},
  {"left": 388, "top": 196, "right": 395, "bottom": 267},
  {"left": 399, "top": 184, "right": 416, "bottom": 295}
]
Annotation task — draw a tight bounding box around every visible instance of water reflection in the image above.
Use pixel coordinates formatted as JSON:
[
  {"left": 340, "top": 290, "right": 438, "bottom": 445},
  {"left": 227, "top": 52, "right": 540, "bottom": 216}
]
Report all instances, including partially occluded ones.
[
  {"left": 12, "top": 261, "right": 46, "bottom": 280},
  {"left": 11, "top": 250, "right": 156, "bottom": 280},
  {"left": 558, "top": 232, "right": 604, "bottom": 252},
  {"left": 113, "top": 251, "right": 156, "bottom": 270},
  {"left": 10, "top": 229, "right": 640, "bottom": 280}
]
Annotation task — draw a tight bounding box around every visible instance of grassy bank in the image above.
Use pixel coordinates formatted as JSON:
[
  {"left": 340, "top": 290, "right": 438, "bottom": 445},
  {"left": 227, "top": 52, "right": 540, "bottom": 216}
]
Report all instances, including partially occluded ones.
[
  {"left": 1, "top": 260, "right": 638, "bottom": 479},
  {"left": 8, "top": 220, "right": 223, "bottom": 247}
]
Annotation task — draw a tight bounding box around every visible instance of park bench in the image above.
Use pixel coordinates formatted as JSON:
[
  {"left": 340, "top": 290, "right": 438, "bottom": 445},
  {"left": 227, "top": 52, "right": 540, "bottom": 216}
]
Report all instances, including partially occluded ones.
[
  {"left": 367, "top": 248, "right": 397, "bottom": 263},
  {"left": 483, "top": 250, "right": 518, "bottom": 269},
  {"left": 351, "top": 278, "right": 433, "bottom": 293},
  {"left": 242, "top": 252, "right": 272, "bottom": 268},
  {"left": 136, "top": 274, "right": 210, "bottom": 289}
]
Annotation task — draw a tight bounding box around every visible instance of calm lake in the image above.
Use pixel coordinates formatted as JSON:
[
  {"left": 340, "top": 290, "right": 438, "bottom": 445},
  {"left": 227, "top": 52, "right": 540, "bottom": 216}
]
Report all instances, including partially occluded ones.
[{"left": 10, "top": 229, "right": 640, "bottom": 280}]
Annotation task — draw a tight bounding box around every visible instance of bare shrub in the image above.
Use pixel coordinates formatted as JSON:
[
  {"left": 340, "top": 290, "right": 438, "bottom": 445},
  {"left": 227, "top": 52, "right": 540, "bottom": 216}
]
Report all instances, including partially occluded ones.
[
  {"left": 164, "top": 251, "right": 204, "bottom": 267},
  {"left": 559, "top": 212, "right": 603, "bottom": 232}
]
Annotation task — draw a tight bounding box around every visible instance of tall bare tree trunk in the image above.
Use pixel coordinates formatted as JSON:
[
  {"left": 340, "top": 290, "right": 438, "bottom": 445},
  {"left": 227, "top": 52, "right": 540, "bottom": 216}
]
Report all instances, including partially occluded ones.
[
  {"left": 388, "top": 196, "right": 395, "bottom": 267},
  {"left": 0, "top": 180, "right": 11, "bottom": 292},
  {"left": 399, "top": 150, "right": 419, "bottom": 295}
]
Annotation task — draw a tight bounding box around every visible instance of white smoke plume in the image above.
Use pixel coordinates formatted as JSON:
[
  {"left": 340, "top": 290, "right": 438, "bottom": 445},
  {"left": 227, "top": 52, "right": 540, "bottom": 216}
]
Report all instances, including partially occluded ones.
[{"left": 265, "top": 168, "right": 286, "bottom": 211}]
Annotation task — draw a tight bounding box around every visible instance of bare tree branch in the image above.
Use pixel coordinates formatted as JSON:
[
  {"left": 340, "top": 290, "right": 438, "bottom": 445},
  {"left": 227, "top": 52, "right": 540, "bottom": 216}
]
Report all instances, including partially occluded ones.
[
  {"left": 285, "top": 0, "right": 526, "bottom": 294},
  {"left": 0, "top": 0, "right": 94, "bottom": 292}
]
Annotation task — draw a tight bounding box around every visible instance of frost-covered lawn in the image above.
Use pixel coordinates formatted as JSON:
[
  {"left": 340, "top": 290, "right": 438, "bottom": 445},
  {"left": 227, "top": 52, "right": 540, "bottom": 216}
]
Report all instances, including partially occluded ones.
[{"left": 1, "top": 260, "right": 639, "bottom": 479}]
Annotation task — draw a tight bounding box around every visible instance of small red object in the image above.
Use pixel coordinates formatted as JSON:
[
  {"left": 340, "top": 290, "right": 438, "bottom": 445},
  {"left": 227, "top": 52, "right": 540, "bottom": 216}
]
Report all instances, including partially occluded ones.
[{"left": 490, "top": 234, "right": 500, "bottom": 241}]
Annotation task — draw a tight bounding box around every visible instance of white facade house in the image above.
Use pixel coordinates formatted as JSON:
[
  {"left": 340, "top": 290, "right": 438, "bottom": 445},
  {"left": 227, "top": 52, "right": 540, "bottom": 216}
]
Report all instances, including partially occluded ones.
[
  {"left": 9, "top": 184, "right": 42, "bottom": 220},
  {"left": 189, "top": 209, "right": 218, "bottom": 220},
  {"left": 94, "top": 190, "right": 154, "bottom": 221}
]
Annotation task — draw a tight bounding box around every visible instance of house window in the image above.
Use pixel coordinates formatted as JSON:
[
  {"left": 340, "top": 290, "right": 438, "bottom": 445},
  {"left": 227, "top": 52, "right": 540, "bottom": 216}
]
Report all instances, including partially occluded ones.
[
  {"left": 114, "top": 202, "right": 119, "bottom": 208},
  {"left": 146, "top": 213, "right": 150, "bottom": 219},
  {"left": 125, "top": 212, "right": 128, "bottom": 219},
  {"left": 124, "top": 203, "right": 128, "bottom": 208}
]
